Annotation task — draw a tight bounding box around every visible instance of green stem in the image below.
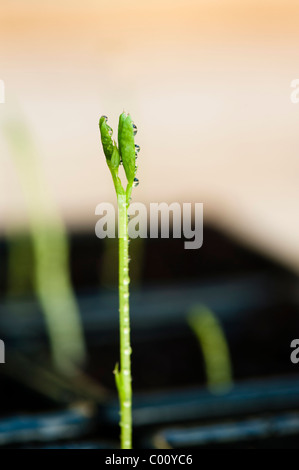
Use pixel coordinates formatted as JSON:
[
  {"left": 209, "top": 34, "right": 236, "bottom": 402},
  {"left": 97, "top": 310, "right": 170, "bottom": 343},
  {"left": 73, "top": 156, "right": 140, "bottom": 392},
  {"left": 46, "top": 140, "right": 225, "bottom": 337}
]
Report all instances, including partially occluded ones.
[
  {"left": 117, "top": 193, "right": 132, "bottom": 449},
  {"left": 187, "top": 306, "right": 233, "bottom": 393},
  {"left": 4, "top": 119, "right": 86, "bottom": 375}
]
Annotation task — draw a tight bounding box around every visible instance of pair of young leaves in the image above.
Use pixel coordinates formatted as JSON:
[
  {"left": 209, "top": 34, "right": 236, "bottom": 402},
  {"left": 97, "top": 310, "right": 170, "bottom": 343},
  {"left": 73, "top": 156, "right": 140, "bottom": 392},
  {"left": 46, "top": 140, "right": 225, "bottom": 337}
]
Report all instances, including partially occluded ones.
[{"left": 99, "top": 113, "right": 137, "bottom": 199}]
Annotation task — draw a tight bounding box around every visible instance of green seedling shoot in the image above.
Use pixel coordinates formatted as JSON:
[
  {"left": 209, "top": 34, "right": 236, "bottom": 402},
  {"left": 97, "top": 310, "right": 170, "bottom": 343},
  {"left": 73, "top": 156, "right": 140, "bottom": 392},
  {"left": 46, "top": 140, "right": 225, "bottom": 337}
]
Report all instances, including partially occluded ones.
[
  {"left": 188, "top": 305, "right": 233, "bottom": 393},
  {"left": 4, "top": 119, "right": 86, "bottom": 376},
  {"left": 99, "top": 112, "right": 139, "bottom": 449}
]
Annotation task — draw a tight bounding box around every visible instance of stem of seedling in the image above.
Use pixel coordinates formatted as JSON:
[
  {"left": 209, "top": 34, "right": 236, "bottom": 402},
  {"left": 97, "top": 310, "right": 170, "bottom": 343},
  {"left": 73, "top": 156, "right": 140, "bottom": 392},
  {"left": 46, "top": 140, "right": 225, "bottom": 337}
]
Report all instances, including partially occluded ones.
[
  {"left": 117, "top": 193, "right": 132, "bottom": 449},
  {"left": 99, "top": 113, "right": 138, "bottom": 449},
  {"left": 187, "top": 305, "right": 233, "bottom": 393},
  {"left": 5, "top": 119, "right": 86, "bottom": 376}
]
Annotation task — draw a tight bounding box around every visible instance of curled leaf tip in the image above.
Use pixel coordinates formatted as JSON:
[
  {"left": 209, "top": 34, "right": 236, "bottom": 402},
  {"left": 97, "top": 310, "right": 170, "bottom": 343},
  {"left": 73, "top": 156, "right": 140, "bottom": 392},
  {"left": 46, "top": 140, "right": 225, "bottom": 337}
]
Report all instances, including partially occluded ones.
[
  {"left": 118, "top": 113, "right": 136, "bottom": 185},
  {"left": 99, "top": 115, "right": 114, "bottom": 161},
  {"left": 99, "top": 112, "right": 140, "bottom": 199}
]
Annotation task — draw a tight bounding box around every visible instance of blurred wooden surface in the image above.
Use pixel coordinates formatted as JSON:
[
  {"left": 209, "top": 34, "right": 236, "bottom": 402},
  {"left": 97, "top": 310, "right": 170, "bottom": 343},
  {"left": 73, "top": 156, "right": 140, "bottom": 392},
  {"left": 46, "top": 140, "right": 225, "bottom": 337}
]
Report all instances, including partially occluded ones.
[{"left": 0, "top": 0, "right": 299, "bottom": 272}]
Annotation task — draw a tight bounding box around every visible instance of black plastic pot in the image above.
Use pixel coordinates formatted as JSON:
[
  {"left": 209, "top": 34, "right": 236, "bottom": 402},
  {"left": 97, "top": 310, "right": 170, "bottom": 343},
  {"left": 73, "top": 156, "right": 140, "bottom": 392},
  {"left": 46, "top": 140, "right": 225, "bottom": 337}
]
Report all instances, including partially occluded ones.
[{"left": 0, "top": 227, "right": 298, "bottom": 448}]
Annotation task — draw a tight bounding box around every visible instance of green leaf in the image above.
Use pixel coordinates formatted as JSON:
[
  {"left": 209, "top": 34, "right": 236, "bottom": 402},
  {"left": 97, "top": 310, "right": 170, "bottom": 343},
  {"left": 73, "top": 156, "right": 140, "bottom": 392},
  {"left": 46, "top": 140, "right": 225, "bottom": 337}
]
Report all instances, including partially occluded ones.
[
  {"left": 118, "top": 112, "right": 126, "bottom": 146},
  {"left": 99, "top": 116, "right": 114, "bottom": 161},
  {"left": 118, "top": 113, "right": 135, "bottom": 185},
  {"left": 109, "top": 145, "right": 120, "bottom": 170}
]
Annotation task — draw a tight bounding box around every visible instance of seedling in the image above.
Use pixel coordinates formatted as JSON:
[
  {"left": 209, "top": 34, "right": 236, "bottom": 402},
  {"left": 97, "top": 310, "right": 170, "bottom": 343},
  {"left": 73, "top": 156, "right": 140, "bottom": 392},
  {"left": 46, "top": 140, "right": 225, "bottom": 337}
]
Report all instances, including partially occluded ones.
[
  {"left": 187, "top": 305, "right": 233, "bottom": 393},
  {"left": 99, "top": 112, "right": 140, "bottom": 449},
  {"left": 5, "top": 119, "right": 86, "bottom": 376}
]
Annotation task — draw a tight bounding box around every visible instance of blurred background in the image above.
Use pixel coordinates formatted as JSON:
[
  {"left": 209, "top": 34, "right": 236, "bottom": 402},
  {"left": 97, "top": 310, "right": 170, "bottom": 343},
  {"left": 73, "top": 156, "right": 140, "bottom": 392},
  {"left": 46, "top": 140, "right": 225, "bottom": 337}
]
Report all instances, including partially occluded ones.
[{"left": 1, "top": 0, "right": 299, "bottom": 449}]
